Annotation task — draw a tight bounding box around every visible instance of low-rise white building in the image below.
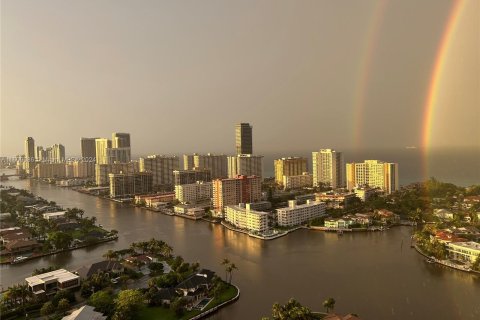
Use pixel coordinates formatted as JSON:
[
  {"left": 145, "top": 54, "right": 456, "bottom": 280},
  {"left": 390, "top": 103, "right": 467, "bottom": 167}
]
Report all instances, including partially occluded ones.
[
  {"left": 324, "top": 218, "right": 354, "bottom": 229},
  {"left": 446, "top": 241, "right": 480, "bottom": 264},
  {"left": 225, "top": 203, "right": 269, "bottom": 233},
  {"left": 26, "top": 269, "right": 80, "bottom": 296},
  {"left": 276, "top": 200, "right": 326, "bottom": 227},
  {"left": 42, "top": 211, "right": 67, "bottom": 220}
]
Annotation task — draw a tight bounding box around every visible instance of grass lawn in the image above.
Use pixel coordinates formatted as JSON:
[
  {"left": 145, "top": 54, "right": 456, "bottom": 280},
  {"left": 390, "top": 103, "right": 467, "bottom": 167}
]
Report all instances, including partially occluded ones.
[{"left": 137, "top": 284, "right": 238, "bottom": 320}]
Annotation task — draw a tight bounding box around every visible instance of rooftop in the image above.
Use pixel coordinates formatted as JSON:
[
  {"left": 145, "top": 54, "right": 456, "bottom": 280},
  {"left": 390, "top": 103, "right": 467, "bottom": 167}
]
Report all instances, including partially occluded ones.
[
  {"left": 25, "top": 269, "right": 79, "bottom": 286},
  {"left": 448, "top": 241, "right": 480, "bottom": 250}
]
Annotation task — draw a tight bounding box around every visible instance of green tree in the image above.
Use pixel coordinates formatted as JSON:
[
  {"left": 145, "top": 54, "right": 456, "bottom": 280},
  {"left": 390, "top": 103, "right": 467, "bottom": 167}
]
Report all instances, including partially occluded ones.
[
  {"left": 40, "top": 301, "right": 55, "bottom": 316},
  {"left": 266, "top": 298, "right": 315, "bottom": 320},
  {"left": 48, "top": 231, "right": 73, "bottom": 250},
  {"left": 103, "top": 249, "right": 119, "bottom": 261},
  {"left": 170, "top": 297, "right": 188, "bottom": 316},
  {"left": 112, "top": 289, "right": 145, "bottom": 320},
  {"left": 57, "top": 298, "right": 70, "bottom": 315},
  {"left": 323, "top": 297, "right": 336, "bottom": 313},
  {"left": 88, "top": 290, "right": 115, "bottom": 314},
  {"left": 148, "top": 262, "right": 164, "bottom": 275}
]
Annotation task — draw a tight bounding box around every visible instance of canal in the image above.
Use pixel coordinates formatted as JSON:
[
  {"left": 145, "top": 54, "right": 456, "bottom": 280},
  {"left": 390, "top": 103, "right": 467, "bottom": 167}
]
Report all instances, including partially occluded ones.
[{"left": 1, "top": 176, "right": 479, "bottom": 319}]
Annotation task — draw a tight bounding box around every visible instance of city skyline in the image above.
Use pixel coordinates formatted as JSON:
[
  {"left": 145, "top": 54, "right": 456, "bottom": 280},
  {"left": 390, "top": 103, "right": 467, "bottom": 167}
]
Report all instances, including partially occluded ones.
[{"left": 2, "top": 0, "right": 479, "bottom": 156}]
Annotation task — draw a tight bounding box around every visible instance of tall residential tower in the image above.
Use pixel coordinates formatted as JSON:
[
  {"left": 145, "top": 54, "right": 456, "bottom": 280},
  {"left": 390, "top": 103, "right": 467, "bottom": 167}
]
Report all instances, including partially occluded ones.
[
  {"left": 235, "top": 123, "right": 253, "bottom": 155},
  {"left": 312, "top": 149, "right": 345, "bottom": 189}
]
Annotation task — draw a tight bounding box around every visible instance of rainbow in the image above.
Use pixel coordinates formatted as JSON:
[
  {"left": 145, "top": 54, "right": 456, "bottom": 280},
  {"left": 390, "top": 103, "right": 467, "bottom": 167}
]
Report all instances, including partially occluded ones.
[
  {"left": 352, "top": 0, "right": 389, "bottom": 149},
  {"left": 421, "top": 0, "right": 464, "bottom": 178}
]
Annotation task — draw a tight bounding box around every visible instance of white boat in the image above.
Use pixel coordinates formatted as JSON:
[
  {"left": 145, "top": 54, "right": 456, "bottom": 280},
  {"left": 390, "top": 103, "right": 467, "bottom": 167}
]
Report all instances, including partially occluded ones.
[{"left": 12, "top": 256, "right": 28, "bottom": 264}]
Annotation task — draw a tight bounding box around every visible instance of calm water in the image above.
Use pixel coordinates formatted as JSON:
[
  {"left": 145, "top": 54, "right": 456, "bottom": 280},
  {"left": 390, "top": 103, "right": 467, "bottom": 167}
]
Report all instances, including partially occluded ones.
[{"left": 1, "top": 175, "right": 479, "bottom": 319}]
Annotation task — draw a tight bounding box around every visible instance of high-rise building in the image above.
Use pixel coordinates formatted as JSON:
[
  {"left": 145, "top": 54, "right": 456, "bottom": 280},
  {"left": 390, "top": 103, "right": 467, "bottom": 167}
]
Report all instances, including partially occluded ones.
[
  {"left": 193, "top": 153, "right": 228, "bottom": 179},
  {"left": 81, "top": 138, "right": 98, "bottom": 160},
  {"left": 49, "top": 144, "right": 65, "bottom": 163},
  {"left": 36, "top": 146, "right": 47, "bottom": 162},
  {"left": 183, "top": 154, "right": 195, "bottom": 170},
  {"left": 95, "top": 138, "right": 112, "bottom": 164},
  {"left": 235, "top": 123, "right": 253, "bottom": 155},
  {"left": 112, "top": 133, "right": 131, "bottom": 148},
  {"left": 106, "top": 147, "right": 131, "bottom": 164},
  {"left": 228, "top": 154, "right": 263, "bottom": 178},
  {"left": 71, "top": 160, "right": 95, "bottom": 178},
  {"left": 175, "top": 181, "right": 212, "bottom": 204},
  {"left": 24, "top": 137, "right": 35, "bottom": 174},
  {"left": 95, "top": 133, "right": 131, "bottom": 165},
  {"left": 139, "top": 155, "right": 180, "bottom": 190},
  {"left": 346, "top": 160, "right": 399, "bottom": 194},
  {"left": 173, "top": 169, "right": 211, "bottom": 186},
  {"left": 212, "top": 175, "right": 261, "bottom": 214},
  {"left": 33, "top": 163, "right": 67, "bottom": 179},
  {"left": 109, "top": 171, "right": 153, "bottom": 198},
  {"left": 312, "top": 149, "right": 345, "bottom": 189},
  {"left": 95, "top": 162, "right": 139, "bottom": 186},
  {"left": 274, "top": 157, "right": 308, "bottom": 186}
]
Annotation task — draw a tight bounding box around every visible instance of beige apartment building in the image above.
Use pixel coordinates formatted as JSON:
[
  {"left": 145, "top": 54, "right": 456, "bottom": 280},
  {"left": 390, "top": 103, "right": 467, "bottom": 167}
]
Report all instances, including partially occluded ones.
[
  {"left": 346, "top": 160, "right": 399, "bottom": 194},
  {"left": 312, "top": 149, "right": 345, "bottom": 189},
  {"left": 274, "top": 157, "right": 308, "bottom": 186}
]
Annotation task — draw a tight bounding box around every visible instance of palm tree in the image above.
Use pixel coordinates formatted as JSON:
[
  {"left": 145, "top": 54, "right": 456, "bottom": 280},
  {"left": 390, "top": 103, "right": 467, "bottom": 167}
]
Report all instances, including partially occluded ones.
[
  {"left": 103, "top": 249, "right": 118, "bottom": 261},
  {"left": 221, "top": 258, "right": 230, "bottom": 282},
  {"left": 228, "top": 263, "right": 238, "bottom": 284},
  {"left": 161, "top": 244, "right": 173, "bottom": 258},
  {"left": 323, "top": 297, "right": 336, "bottom": 313}
]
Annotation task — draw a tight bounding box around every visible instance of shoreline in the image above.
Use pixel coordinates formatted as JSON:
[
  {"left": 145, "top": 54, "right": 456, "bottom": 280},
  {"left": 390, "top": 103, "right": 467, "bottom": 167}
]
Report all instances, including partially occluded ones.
[
  {"left": 1, "top": 235, "right": 118, "bottom": 265},
  {"left": 221, "top": 221, "right": 302, "bottom": 240},
  {"left": 413, "top": 244, "right": 480, "bottom": 275}
]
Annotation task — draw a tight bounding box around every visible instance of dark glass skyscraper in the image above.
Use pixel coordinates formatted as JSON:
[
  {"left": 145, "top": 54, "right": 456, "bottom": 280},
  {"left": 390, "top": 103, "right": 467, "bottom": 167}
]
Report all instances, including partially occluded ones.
[{"left": 235, "top": 123, "right": 252, "bottom": 155}]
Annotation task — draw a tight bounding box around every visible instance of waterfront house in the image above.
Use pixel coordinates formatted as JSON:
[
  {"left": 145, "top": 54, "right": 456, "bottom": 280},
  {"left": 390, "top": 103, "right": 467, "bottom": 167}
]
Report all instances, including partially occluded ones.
[
  {"left": 446, "top": 241, "right": 480, "bottom": 264},
  {"left": 4, "top": 239, "right": 39, "bottom": 254},
  {"left": 175, "top": 269, "right": 215, "bottom": 303},
  {"left": 324, "top": 218, "right": 354, "bottom": 229},
  {"left": 62, "top": 305, "right": 106, "bottom": 320},
  {"left": 77, "top": 260, "right": 124, "bottom": 279},
  {"left": 434, "top": 230, "right": 467, "bottom": 244},
  {"left": 25, "top": 269, "right": 80, "bottom": 296},
  {"left": 353, "top": 213, "right": 374, "bottom": 225},
  {"left": 0, "top": 228, "right": 33, "bottom": 244},
  {"left": 375, "top": 209, "right": 400, "bottom": 224}
]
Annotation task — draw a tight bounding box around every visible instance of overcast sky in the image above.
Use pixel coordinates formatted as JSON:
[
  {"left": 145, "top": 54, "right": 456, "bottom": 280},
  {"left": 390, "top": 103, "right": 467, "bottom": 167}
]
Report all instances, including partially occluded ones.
[{"left": 1, "top": 0, "right": 478, "bottom": 156}]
